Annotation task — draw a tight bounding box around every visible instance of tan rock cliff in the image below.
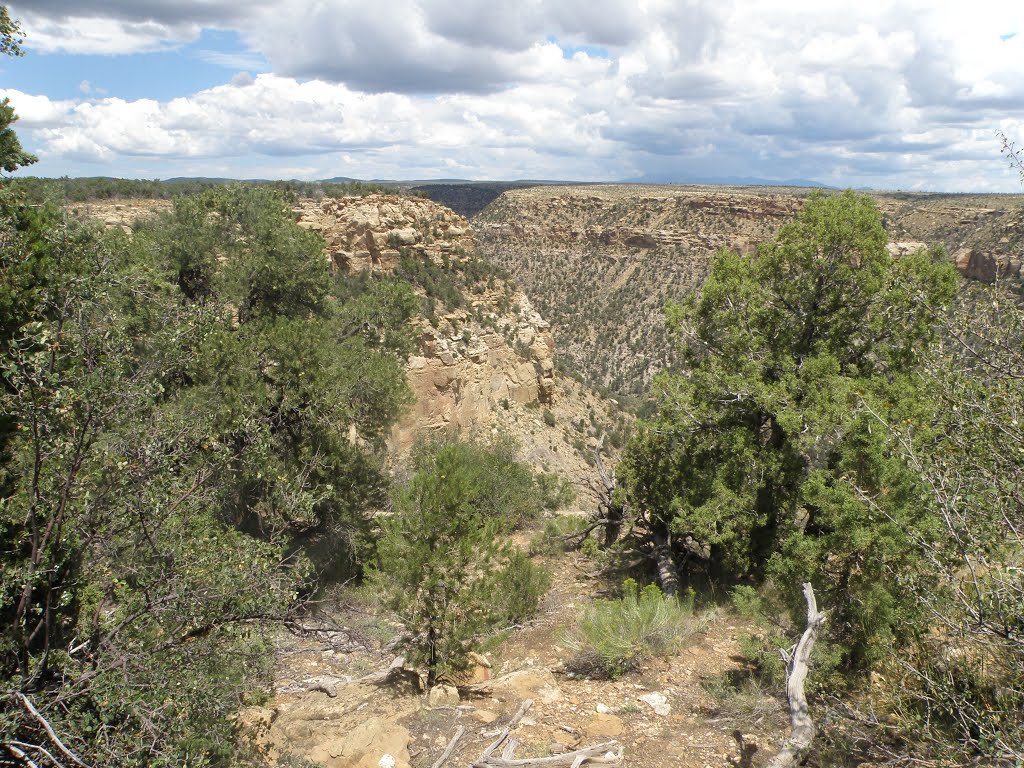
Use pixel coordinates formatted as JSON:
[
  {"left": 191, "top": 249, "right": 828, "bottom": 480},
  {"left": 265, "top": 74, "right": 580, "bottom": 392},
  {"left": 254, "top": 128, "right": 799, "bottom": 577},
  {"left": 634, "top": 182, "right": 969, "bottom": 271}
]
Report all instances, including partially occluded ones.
[{"left": 295, "top": 195, "right": 618, "bottom": 499}]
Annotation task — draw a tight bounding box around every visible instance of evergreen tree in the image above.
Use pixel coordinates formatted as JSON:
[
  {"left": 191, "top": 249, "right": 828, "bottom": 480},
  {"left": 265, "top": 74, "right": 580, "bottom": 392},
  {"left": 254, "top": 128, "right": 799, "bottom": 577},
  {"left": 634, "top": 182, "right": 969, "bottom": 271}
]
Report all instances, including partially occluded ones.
[
  {"left": 619, "top": 191, "right": 958, "bottom": 665},
  {"left": 373, "top": 440, "right": 549, "bottom": 684}
]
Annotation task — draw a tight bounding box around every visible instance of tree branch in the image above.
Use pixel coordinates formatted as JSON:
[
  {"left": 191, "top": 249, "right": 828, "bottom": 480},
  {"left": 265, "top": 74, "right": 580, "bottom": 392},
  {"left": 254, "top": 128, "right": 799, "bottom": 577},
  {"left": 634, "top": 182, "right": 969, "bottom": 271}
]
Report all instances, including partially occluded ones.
[{"left": 766, "top": 582, "right": 826, "bottom": 768}]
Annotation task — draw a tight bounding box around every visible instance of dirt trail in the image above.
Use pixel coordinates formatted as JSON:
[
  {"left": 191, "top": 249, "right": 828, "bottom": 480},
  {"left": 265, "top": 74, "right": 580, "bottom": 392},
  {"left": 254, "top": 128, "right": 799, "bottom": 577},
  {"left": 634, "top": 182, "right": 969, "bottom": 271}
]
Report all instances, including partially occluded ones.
[{"left": 252, "top": 532, "right": 788, "bottom": 768}]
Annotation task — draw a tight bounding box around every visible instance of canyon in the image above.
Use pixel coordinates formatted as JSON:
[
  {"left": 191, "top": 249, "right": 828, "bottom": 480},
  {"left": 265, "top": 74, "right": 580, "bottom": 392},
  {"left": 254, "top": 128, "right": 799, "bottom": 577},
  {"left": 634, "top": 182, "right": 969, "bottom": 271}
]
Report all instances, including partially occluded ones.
[{"left": 473, "top": 184, "right": 1024, "bottom": 398}]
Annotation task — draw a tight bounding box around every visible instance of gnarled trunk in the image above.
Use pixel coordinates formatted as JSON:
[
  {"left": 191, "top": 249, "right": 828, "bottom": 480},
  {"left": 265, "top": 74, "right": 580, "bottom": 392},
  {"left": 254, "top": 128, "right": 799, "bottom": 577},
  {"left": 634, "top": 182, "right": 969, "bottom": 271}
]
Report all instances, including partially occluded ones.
[{"left": 766, "top": 582, "right": 826, "bottom": 768}]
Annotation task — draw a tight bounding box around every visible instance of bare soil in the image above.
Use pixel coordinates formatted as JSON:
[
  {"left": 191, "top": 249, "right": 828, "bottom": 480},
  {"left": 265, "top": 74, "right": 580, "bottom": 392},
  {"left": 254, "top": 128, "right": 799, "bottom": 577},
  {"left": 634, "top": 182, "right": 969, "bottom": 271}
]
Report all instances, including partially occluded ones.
[{"left": 262, "top": 527, "right": 790, "bottom": 768}]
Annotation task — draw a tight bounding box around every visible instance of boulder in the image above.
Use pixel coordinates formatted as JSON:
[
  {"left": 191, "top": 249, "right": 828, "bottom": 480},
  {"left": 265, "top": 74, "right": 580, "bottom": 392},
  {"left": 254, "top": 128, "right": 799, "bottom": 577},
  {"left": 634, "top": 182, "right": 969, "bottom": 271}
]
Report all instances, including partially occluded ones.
[{"left": 427, "top": 684, "right": 460, "bottom": 708}]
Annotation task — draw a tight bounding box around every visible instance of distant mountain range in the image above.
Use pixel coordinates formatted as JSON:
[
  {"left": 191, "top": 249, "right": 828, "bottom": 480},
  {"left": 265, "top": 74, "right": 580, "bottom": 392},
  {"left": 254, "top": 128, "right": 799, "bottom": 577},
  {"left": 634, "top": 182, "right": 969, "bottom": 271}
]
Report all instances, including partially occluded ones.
[{"left": 628, "top": 173, "right": 836, "bottom": 188}]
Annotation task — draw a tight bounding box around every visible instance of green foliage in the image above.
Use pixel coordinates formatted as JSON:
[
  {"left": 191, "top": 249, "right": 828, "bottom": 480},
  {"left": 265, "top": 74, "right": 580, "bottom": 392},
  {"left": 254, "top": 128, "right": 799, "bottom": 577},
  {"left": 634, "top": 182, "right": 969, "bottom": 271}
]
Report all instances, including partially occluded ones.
[
  {"left": 408, "top": 435, "right": 544, "bottom": 528},
  {"left": 529, "top": 515, "right": 589, "bottom": 555},
  {"left": 0, "top": 11, "right": 35, "bottom": 175},
  {"left": 138, "top": 186, "right": 329, "bottom": 319},
  {"left": 492, "top": 551, "right": 552, "bottom": 627},
  {"left": 8, "top": 176, "right": 413, "bottom": 204},
  {"left": 871, "top": 280, "right": 1024, "bottom": 762},
  {"left": 0, "top": 185, "right": 416, "bottom": 765},
  {"left": 131, "top": 186, "right": 413, "bottom": 567},
  {"left": 535, "top": 471, "right": 576, "bottom": 512},
  {"left": 699, "top": 671, "right": 783, "bottom": 730},
  {"left": 561, "top": 579, "right": 705, "bottom": 679},
  {"left": 542, "top": 409, "right": 556, "bottom": 427},
  {"left": 372, "top": 440, "right": 549, "bottom": 683},
  {"left": 0, "top": 202, "right": 301, "bottom": 765},
  {"left": 619, "top": 192, "right": 958, "bottom": 669},
  {"left": 1, "top": 6, "right": 25, "bottom": 57},
  {"left": 0, "top": 98, "right": 36, "bottom": 174}
]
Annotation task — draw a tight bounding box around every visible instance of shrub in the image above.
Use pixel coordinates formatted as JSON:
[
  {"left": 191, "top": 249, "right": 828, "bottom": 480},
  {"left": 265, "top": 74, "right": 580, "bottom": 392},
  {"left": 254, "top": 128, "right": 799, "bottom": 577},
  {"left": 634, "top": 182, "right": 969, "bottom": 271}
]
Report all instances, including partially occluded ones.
[
  {"left": 536, "top": 472, "right": 576, "bottom": 511},
  {"left": 493, "top": 551, "right": 551, "bottom": 626},
  {"left": 408, "top": 435, "right": 544, "bottom": 528},
  {"left": 372, "top": 441, "right": 549, "bottom": 684},
  {"left": 561, "top": 579, "right": 707, "bottom": 679},
  {"left": 529, "top": 515, "right": 589, "bottom": 555}
]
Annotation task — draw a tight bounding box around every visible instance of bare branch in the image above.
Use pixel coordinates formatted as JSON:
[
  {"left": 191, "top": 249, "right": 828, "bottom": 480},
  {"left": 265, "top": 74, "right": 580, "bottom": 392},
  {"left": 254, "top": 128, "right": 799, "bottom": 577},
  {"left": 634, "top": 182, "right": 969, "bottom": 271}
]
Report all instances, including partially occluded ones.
[
  {"left": 14, "top": 693, "right": 93, "bottom": 768},
  {"left": 766, "top": 583, "right": 826, "bottom": 768}
]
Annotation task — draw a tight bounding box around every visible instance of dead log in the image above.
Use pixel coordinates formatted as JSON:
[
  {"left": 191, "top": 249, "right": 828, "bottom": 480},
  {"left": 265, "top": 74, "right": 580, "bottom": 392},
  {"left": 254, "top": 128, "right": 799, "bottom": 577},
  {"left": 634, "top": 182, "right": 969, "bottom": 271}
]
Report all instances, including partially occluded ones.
[
  {"left": 430, "top": 725, "right": 464, "bottom": 768},
  {"left": 471, "top": 700, "right": 623, "bottom": 768},
  {"left": 766, "top": 582, "right": 826, "bottom": 768}
]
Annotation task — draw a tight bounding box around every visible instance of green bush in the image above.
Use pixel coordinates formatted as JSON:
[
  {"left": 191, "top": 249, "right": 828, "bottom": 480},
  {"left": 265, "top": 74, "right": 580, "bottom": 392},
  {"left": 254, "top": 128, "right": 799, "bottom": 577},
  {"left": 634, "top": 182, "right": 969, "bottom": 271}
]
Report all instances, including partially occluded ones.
[
  {"left": 618, "top": 192, "right": 959, "bottom": 669},
  {"left": 407, "top": 435, "right": 544, "bottom": 528},
  {"left": 543, "top": 409, "right": 556, "bottom": 427},
  {"left": 561, "top": 579, "right": 706, "bottom": 679},
  {"left": 529, "top": 515, "right": 589, "bottom": 555},
  {"left": 493, "top": 551, "right": 552, "bottom": 626},
  {"left": 372, "top": 441, "right": 549, "bottom": 684},
  {"left": 536, "top": 472, "right": 576, "bottom": 511}
]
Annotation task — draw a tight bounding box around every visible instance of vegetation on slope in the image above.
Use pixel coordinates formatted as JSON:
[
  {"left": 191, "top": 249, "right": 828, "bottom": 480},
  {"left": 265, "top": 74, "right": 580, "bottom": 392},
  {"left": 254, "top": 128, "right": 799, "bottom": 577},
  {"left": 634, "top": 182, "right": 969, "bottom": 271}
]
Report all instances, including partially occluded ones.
[
  {"left": 0, "top": 183, "right": 421, "bottom": 764},
  {"left": 9, "top": 176, "right": 417, "bottom": 204},
  {"left": 372, "top": 437, "right": 550, "bottom": 684},
  {"left": 616, "top": 191, "right": 1023, "bottom": 763}
]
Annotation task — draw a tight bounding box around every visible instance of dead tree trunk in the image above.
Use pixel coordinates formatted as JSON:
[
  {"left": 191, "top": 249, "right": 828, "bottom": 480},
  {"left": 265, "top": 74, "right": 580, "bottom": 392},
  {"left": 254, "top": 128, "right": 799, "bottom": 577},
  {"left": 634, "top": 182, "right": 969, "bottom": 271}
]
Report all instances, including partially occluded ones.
[
  {"left": 766, "top": 582, "right": 826, "bottom": 768},
  {"left": 589, "top": 435, "right": 624, "bottom": 548},
  {"left": 651, "top": 529, "right": 680, "bottom": 598}
]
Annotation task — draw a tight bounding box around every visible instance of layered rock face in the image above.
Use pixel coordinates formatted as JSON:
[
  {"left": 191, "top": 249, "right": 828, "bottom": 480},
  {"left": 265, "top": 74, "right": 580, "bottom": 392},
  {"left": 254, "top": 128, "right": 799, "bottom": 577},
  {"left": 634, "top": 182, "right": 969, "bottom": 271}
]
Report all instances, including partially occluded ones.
[
  {"left": 295, "top": 195, "right": 556, "bottom": 452},
  {"left": 295, "top": 195, "right": 617, "bottom": 495},
  {"left": 476, "top": 185, "right": 1024, "bottom": 398},
  {"left": 296, "top": 194, "right": 477, "bottom": 274}
]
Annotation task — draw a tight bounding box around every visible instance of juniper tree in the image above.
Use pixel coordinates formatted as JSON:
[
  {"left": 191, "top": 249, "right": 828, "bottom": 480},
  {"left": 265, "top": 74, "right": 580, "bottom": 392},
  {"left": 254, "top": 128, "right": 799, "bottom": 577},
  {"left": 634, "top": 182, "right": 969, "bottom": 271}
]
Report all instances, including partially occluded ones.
[{"left": 619, "top": 191, "right": 958, "bottom": 666}]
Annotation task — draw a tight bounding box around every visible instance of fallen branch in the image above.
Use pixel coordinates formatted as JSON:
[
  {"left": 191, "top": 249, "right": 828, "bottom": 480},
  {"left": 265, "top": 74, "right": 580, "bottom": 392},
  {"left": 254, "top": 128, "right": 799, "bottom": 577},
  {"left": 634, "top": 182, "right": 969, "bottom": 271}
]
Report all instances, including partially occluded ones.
[
  {"left": 479, "top": 699, "right": 533, "bottom": 761},
  {"left": 13, "top": 693, "right": 93, "bottom": 768},
  {"left": 279, "top": 655, "right": 416, "bottom": 698},
  {"left": 430, "top": 724, "right": 464, "bottom": 768},
  {"left": 471, "top": 699, "right": 623, "bottom": 768},
  {"left": 360, "top": 655, "right": 413, "bottom": 685},
  {"left": 473, "top": 742, "right": 622, "bottom": 768},
  {"left": 766, "top": 582, "right": 826, "bottom": 768},
  {"left": 4, "top": 743, "right": 42, "bottom": 768}
]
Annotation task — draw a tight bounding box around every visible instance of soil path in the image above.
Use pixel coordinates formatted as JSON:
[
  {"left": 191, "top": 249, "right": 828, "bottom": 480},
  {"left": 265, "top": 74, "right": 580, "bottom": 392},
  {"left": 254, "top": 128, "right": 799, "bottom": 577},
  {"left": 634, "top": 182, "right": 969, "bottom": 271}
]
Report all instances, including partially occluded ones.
[{"left": 255, "top": 531, "right": 789, "bottom": 768}]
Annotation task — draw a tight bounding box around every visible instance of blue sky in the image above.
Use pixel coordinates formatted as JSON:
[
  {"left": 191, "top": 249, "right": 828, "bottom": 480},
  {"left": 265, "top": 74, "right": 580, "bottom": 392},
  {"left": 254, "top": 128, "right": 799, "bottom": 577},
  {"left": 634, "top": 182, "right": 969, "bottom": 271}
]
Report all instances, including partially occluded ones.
[
  {"left": 3, "top": 0, "right": 1024, "bottom": 191},
  {"left": 2, "top": 30, "right": 266, "bottom": 102}
]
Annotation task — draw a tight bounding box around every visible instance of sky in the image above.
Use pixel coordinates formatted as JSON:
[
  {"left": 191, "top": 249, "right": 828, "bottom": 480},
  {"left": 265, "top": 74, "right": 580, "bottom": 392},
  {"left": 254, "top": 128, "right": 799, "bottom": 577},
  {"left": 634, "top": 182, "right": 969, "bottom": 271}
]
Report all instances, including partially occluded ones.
[{"left": 2, "top": 1, "right": 1024, "bottom": 191}]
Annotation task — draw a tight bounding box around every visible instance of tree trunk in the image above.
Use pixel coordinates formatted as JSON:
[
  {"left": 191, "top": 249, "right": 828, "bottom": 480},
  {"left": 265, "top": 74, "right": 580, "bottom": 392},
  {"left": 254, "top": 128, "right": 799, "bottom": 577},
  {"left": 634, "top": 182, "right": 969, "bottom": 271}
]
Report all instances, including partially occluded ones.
[
  {"left": 651, "top": 529, "right": 680, "bottom": 597},
  {"left": 766, "top": 582, "right": 826, "bottom": 768}
]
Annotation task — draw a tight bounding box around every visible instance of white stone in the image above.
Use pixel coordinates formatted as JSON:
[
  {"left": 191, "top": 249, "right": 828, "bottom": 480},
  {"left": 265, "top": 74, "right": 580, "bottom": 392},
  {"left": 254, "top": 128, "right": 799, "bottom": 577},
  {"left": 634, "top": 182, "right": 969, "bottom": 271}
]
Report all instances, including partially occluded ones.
[{"left": 638, "top": 692, "right": 671, "bottom": 716}]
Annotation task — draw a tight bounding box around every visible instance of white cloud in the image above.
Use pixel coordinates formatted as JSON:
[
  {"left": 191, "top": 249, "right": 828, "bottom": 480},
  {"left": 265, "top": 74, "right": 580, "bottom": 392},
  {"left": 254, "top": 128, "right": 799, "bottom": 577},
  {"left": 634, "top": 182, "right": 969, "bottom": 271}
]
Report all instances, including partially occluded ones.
[
  {"left": 6, "top": 0, "right": 1024, "bottom": 189},
  {"left": 14, "top": 14, "right": 200, "bottom": 55}
]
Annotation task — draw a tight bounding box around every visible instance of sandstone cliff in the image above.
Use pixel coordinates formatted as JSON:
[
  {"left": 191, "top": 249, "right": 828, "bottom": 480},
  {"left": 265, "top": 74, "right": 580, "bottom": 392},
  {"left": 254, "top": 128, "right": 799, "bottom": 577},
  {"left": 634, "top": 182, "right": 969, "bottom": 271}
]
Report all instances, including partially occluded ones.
[
  {"left": 295, "top": 194, "right": 621, "bottom": 498},
  {"left": 475, "top": 184, "right": 1024, "bottom": 397}
]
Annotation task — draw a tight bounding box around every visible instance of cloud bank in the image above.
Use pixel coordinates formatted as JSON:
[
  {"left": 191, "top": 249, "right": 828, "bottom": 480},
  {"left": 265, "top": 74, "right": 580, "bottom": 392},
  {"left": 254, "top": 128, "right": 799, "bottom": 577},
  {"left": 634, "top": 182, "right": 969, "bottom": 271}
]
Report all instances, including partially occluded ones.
[{"left": 5, "top": 0, "right": 1024, "bottom": 189}]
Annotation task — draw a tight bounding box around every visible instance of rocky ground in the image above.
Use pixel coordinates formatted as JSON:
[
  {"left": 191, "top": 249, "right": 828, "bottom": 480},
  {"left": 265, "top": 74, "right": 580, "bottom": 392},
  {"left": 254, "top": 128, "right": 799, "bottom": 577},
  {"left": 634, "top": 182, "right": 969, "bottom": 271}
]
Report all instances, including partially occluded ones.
[{"left": 245, "top": 530, "right": 790, "bottom": 768}]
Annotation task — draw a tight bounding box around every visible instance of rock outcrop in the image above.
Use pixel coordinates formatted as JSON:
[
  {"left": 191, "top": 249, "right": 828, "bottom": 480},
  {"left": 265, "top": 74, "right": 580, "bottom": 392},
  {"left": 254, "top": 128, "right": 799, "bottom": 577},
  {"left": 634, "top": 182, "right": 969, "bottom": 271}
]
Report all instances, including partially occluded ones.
[
  {"left": 476, "top": 185, "right": 1024, "bottom": 397},
  {"left": 294, "top": 195, "right": 619, "bottom": 497},
  {"left": 296, "top": 194, "right": 477, "bottom": 274},
  {"left": 294, "top": 195, "right": 557, "bottom": 453}
]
